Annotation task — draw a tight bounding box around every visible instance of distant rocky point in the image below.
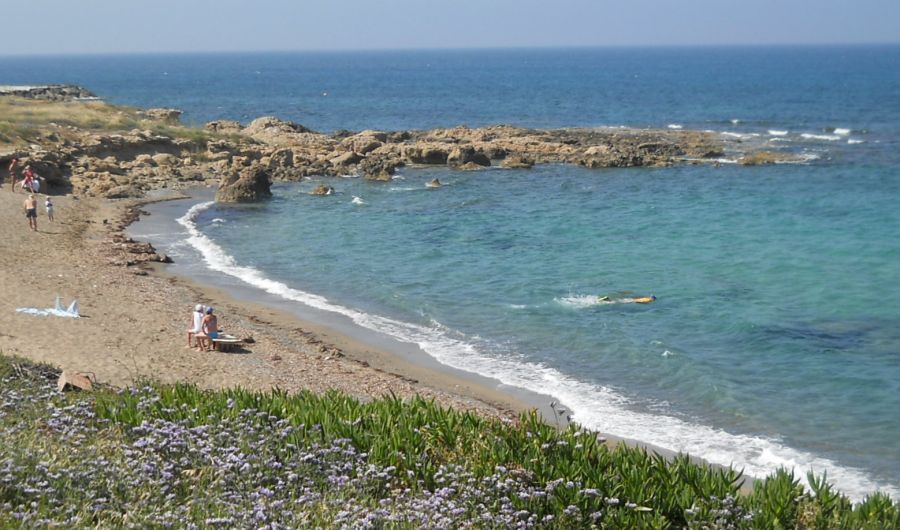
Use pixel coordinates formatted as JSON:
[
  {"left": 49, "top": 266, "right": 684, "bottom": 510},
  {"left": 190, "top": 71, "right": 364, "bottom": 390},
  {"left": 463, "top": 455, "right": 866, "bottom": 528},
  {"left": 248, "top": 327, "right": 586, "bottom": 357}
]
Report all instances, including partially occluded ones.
[
  {"left": 1, "top": 85, "right": 796, "bottom": 203},
  {"left": 0, "top": 84, "right": 98, "bottom": 101}
]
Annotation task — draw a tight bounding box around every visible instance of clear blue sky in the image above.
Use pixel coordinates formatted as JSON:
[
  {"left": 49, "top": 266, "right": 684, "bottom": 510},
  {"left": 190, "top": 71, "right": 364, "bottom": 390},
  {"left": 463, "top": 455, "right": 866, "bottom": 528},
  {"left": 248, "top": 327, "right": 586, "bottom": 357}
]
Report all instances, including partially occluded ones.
[{"left": 3, "top": 0, "right": 899, "bottom": 55}]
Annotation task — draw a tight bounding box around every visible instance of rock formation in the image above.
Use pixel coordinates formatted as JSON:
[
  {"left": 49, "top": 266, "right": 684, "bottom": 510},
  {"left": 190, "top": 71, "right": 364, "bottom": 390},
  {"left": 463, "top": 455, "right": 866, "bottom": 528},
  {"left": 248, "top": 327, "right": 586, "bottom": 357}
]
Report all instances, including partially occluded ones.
[
  {"left": 0, "top": 84, "right": 97, "bottom": 101},
  {"left": 215, "top": 161, "right": 273, "bottom": 203},
  {"left": 2, "top": 85, "right": 807, "bottom": 204}
]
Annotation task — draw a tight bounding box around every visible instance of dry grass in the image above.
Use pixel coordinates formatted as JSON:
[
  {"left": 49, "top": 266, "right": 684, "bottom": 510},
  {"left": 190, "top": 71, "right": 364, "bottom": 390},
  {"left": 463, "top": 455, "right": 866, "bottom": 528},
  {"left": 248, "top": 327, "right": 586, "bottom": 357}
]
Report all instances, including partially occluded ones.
[{"left": 0, "top": 97, "right": 237, "bottom": 148}]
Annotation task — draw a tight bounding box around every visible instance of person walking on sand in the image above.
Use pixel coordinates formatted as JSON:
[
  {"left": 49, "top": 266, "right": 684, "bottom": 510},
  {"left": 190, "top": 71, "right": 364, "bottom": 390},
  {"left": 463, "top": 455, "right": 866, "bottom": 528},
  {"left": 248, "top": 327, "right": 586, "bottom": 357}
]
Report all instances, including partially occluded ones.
[
  {"left": 45, "top": 196, "right": 54, "bottom": 222},
  {"left": 23, "top": 194, "right": 38, "bottom": 231},
  {"left": 197, "top": 306, "right": 219, "bottom": 352},
  {"left": 7, "top": 158, "right": 18, "bottom": 191}
]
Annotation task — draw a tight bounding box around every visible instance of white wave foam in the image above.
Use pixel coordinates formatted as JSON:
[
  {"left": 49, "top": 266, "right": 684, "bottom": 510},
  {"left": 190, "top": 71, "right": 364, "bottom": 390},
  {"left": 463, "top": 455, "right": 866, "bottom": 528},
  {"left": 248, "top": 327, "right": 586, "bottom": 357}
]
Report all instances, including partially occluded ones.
[
  {"left": 768, "top": 130, "right": 789, "bottom": 136},
  {"left": 351, "top": 196, "right": 365, "bottom": 205},
  {"left": 667, "top": 124, "right": 683, "bottom": 129},
  {"left": 557, "top": 295, "right": 616, "bottom": 308},
  {"left": 847, "top": 138, "right": 865, "bottom": 145},
  {"left": 833, "top": 128, "right": 851, "bottom": 135},
  {"left": 176, "top": 202, "right": 899, "bottom": 501},
  {"left": 730, "top": 119, "right": 740, "bottom": 124},
  {"left": 211, "top": 218, "right": 226, "bottom": 224},
  {"left": 768, "top": 138, "right": 792, "bottom": 143},
  {"left": 801, "top": 133, "right": 841, "bottom": 141},
  {"left": 720, "top": 131, "right": 755, "bottom": 140}
]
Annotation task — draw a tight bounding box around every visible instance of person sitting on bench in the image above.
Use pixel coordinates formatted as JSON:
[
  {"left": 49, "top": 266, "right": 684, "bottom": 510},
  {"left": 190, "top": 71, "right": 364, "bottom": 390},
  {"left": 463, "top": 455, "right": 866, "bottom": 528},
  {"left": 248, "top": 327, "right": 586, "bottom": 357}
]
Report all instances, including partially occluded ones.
[{"left": 196, "top": 306, "right": 219, "bottom": 352}]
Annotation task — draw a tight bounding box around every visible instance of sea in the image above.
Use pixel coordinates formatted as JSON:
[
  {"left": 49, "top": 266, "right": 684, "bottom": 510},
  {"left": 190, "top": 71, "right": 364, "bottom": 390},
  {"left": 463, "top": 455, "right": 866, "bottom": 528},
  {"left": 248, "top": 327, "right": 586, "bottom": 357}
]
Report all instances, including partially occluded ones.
[{"left": 3, "top": 45, "right": 899, "bottom": 501}]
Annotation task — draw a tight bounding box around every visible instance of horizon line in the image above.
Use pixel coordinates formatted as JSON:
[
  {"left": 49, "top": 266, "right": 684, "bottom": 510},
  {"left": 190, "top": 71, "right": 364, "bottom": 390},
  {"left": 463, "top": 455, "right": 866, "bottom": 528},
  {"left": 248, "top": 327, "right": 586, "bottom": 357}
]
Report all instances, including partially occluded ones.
[{"left": 2, "top": 41, "right": 899, "bottom": 59}]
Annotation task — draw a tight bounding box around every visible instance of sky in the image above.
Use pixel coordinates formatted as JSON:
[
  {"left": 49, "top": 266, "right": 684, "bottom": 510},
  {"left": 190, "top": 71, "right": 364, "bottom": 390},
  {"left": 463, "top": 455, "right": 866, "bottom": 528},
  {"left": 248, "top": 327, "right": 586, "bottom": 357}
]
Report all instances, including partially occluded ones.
[{"left": 2, "top": 0, "right": 899, "bottom": 56}]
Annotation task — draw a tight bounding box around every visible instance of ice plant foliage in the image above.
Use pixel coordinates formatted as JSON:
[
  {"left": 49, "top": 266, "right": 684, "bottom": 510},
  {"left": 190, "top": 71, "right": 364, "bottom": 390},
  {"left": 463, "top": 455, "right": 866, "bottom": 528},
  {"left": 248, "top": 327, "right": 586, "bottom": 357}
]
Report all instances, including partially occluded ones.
[{"left": 1, "top": 354, "right": 897, "bottom": 529}]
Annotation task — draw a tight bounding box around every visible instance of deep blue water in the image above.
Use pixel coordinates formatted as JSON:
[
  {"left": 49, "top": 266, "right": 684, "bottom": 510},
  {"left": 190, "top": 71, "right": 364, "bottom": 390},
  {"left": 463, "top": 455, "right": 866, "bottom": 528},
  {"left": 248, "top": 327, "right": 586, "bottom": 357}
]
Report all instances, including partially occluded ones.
[{"left": 6, "top": 46, "right": 900, "bottom": 500}]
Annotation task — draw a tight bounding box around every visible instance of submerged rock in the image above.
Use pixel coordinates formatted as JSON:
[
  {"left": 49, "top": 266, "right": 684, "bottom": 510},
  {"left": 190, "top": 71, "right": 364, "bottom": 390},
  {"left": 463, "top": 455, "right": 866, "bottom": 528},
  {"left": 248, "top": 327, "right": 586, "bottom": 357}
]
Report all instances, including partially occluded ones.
[{"left": 311, "top": 184, "right": 335, "bottom": 195}]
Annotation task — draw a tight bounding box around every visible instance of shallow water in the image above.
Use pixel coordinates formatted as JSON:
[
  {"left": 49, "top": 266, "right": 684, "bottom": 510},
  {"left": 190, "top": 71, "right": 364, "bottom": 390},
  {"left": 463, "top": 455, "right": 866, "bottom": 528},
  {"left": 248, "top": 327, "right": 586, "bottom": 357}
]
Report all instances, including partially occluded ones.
[{"left": 10, "top": 45, "right": 900, "bottom": 499}]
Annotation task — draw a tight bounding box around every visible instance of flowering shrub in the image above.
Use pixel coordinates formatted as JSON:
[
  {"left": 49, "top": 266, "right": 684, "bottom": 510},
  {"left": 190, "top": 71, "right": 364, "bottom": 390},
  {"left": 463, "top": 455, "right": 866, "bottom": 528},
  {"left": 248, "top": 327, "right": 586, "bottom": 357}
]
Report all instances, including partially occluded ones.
[{"left": 1, "top": 355, "right": 896, "bottom": 529}]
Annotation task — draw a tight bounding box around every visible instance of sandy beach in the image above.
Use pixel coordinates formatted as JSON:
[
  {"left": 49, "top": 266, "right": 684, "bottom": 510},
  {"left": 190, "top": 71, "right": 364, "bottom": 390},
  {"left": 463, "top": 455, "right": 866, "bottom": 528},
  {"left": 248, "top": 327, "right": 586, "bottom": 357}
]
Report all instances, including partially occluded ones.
[{"left": 0, "top": 187, "right": 526, "bottom": 421}]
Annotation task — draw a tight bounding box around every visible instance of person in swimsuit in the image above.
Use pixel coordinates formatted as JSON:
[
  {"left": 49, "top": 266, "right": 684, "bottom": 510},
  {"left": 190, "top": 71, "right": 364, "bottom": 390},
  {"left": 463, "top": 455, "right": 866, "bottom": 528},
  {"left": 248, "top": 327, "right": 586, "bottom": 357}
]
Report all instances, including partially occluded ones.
[
  {"left": 24, "top": 194, "right": 38, "bottom": 231},
  {"left": 197, "top": 306, "right": 219, "bottom": 351},
  {"left": 597, "top": 294, "right": 656, "bottom": 305}
]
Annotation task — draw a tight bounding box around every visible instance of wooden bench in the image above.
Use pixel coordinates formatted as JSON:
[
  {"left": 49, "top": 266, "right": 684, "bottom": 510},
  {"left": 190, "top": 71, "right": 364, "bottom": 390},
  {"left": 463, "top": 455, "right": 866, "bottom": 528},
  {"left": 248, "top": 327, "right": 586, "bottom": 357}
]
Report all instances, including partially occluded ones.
[{"left": 211, "top": 334, "right": 243, "bottom": 352}]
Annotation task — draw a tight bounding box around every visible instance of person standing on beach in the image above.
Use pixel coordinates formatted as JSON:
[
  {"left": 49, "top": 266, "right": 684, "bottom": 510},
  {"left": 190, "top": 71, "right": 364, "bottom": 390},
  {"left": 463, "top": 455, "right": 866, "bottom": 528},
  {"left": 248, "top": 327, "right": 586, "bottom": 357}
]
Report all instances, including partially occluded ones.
[
  {"left": 7, "top": 158, "right": 18, "bottom": 191},
  {"left": 23, "top": 194, "right": 38, "bottom": 231},
  {"left": 45, "top": 196, "right": 54, "bottom": 221},
  {"left": 20, "top": 165, "right": 35, "bottom": 193}
]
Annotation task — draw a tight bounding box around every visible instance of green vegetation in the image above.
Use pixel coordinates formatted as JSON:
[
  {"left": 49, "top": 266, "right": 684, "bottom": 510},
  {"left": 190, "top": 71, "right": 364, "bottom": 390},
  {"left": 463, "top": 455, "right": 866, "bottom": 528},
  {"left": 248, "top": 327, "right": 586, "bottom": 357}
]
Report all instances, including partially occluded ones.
[{"left": 1, "top": 354, "right": 896, "bottom": 528}]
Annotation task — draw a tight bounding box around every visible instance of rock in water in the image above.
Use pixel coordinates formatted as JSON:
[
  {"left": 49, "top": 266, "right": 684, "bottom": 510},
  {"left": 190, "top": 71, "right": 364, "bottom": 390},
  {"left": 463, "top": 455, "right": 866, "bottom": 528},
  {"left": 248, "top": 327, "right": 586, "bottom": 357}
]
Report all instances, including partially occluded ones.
[{"left": 215, "top": 164, "right": 273, "bottom": 203}]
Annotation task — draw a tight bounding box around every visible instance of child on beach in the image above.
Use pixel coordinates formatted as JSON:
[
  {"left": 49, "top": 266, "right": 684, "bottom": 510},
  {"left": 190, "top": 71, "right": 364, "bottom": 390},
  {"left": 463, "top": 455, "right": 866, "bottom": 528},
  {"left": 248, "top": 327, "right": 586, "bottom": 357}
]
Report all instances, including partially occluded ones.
[
  {"left": 186, "top": 304, "right": 205, "bottom": 348},
  {"left": 45, "top": 197, "right": 54, "bottom": 221}
]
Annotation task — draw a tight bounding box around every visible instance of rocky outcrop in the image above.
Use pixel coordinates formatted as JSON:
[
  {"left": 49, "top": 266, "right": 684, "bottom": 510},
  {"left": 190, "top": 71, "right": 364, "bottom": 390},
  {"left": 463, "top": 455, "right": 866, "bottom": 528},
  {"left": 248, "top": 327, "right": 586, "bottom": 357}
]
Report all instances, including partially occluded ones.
[
  {"left": 501, "top": 155, "right": 535, "bottom": 169},
  {"left": 447, "top": 146, "right": 491, "bottom": 167},
  {"left": 105, "top": 234, "right": 172, "bottom": 267},
  {"left": 341, "top": 130, "right": 386, "bottom": 154},
  {"left": 0, "top": 85, "right": 97, "bottom": 101},
  {"left": 215, "top": 162, "right": 272, "bottom": 203},
  {"left": 6, "top": 89, "right": 795, "bottom": 201},
  {"left": 205, "top": 120, "right": 244, "bottom": 134},
  {"left": 358, "top": 153, "right": 404, "bottom": 181},
  {"left": 739, "top": 151, "right": 794, "bottom": 165},
  {"left": 243, "top": 117, "right": 317, "bottom": 146},
  {"left": 140, "top": 108, "right": 182, "bottom": 124},
  {"left": 404, "top": 145, "right": 449, "bottom": 165}
]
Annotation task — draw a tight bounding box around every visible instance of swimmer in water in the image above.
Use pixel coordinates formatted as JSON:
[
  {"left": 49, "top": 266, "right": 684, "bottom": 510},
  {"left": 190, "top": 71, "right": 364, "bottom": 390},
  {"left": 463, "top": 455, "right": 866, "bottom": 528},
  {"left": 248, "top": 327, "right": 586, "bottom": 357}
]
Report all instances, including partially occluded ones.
[{"left": 597, "top": 295, "right": 656, "bottom": 304}]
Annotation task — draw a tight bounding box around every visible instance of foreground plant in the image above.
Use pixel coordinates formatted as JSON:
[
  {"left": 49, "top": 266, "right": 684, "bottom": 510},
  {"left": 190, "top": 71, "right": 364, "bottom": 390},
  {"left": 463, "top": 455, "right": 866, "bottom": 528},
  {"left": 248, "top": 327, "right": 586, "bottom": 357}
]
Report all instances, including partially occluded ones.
[{"left": 1, "top": 354, "right": 896, "bottom": 529}]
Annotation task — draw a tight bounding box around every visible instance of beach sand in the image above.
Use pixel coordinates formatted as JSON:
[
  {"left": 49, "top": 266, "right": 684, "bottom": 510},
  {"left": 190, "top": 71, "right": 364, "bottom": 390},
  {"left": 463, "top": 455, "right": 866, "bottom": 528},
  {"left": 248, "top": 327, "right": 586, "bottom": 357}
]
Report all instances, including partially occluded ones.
[{"left": 0, "top": 188, "right": 525, "bottom": 421}]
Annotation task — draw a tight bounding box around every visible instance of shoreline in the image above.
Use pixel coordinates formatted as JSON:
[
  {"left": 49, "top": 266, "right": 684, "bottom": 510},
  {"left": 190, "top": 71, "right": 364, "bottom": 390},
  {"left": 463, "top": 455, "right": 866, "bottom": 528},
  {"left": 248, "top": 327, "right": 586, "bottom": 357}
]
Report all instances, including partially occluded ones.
[
  {"left": 127, "top": 187, "right": 757, "bottom": 487},
  {"left": 129, "top": 188, "right": 571, "bottom": 424},
  {"left": 0, "top": 186, "right": 548, "bottom": 424},
  {"left": 8, "top": 185, "right": 900, "bottom": 500}
]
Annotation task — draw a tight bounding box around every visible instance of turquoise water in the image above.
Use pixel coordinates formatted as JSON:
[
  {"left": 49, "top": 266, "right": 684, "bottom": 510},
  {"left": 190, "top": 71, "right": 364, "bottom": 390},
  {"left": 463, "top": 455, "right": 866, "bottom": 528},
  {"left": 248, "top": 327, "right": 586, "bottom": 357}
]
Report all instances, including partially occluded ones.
[
  {"left": 182, "top": 159, "right": 900, "bottom": 499},
  {"left": 8, "top": 46, "right": 900, "bottom": 499}
]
